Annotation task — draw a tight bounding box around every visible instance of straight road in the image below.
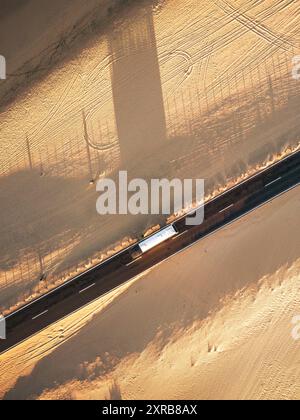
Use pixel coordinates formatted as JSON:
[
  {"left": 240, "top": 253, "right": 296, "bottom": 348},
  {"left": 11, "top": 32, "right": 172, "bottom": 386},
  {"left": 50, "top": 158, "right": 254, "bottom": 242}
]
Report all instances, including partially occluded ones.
[{"left": 0, "top": 150, "right": 299, "bottom": 354}]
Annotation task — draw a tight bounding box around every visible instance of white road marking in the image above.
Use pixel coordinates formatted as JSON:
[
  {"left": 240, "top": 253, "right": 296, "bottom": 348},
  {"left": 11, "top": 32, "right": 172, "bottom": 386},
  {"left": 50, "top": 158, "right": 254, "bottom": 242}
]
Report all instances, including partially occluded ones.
[
  {"left": 79, "top": 283, "right": 96, "bottom": 294},
  {"left": 265, "top": 177, "right": 282, "bottom": 188},
  {"left": 126, "top": 256, "right": 142, "bottom": 267},
  {"left": 183, "top": 150, "right": 298, "bottom": 221},
  {"left": 219, "top": 204, "right": 234, "bottom": 213},
  {"left": 32, "top": 310, "right": 48, "bottom": 321},
  {"left": 4, "top": 151, "right": 298, "bottom": 323},
  {"left": 2, "top": 183, "right": 299, "bottom": 357},
  {"left": 6, "top": 241, "right": 139, "bottom": 320}
]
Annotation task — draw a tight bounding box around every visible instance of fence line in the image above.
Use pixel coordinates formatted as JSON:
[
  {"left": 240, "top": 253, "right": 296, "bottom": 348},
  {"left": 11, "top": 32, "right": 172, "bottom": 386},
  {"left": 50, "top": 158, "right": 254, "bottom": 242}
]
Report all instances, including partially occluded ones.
[{"left": 1, "top": 48, "right": 300, "bottom": 313}]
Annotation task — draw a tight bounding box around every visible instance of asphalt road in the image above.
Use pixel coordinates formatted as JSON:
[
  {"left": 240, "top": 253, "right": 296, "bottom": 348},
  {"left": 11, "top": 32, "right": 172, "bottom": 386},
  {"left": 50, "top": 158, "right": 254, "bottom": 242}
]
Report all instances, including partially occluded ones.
[{"left": 0, "top": 150, "right": 299, "bottom": 354}]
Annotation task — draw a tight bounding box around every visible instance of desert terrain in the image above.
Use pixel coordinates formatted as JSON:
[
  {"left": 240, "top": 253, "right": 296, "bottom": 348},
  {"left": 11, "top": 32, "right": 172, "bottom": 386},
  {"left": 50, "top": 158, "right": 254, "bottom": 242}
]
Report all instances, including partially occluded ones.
[
  {"left": 0, "top": 0, "right": 299, "bottom": 311},
  {"left": 0, "top": 0, "right": 300, "bottom": 400}
]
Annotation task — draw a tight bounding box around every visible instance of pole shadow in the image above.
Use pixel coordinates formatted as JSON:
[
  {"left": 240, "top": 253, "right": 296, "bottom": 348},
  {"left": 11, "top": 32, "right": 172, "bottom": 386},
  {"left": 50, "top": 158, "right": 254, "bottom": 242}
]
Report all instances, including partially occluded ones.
[{"left": 108, "top": 5, "right": 167, "bottom": 171}]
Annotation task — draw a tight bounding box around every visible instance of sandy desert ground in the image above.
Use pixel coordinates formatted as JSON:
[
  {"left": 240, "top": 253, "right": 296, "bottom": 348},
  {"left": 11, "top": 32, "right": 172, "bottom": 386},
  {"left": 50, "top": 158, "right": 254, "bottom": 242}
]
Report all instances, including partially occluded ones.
[
  {"left": 0, "top": 0, "right": 300, "bottom": 400},
  {"left": 0, "top": 184, "right": 299, "bottom": 400}
]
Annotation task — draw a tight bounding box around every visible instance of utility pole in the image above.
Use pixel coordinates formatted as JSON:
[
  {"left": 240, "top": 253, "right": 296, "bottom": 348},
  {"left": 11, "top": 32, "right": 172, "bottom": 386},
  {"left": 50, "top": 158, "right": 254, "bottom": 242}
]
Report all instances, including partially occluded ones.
[
  {"left": 82, "top": 110, "right": 94, "bottom": 183},
  {"left": 26, "top": 136, "right": 33, "bottom": 170}
]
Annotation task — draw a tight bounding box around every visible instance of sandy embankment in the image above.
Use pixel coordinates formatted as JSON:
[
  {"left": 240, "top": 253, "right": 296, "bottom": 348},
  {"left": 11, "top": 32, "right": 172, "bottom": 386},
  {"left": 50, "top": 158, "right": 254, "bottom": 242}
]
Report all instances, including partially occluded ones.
[{"left": 0, "top": 184, "right": 299, "bottom": 400}]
